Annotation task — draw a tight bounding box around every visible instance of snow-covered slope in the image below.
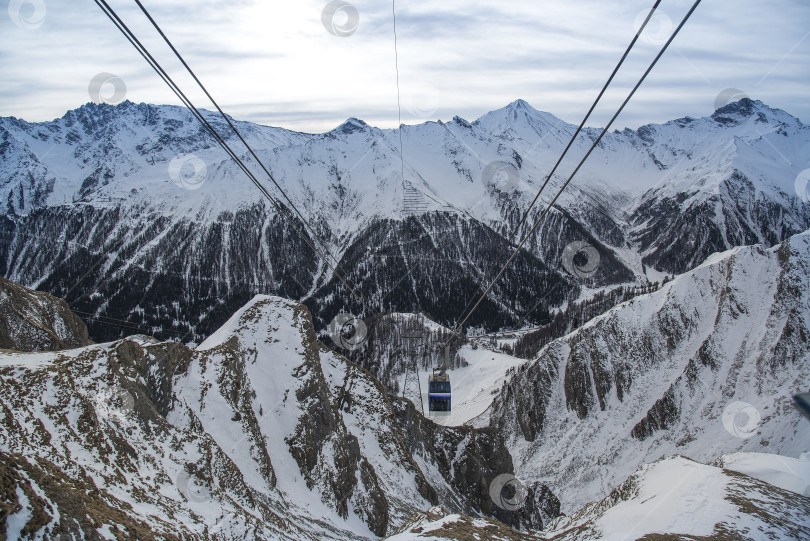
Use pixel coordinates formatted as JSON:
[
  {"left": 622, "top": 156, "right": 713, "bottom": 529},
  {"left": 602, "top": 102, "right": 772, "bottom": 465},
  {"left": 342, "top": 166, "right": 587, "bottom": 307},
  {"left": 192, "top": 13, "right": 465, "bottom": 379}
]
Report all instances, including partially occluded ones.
[
  {"left": 715, "top": 451, "right": 810, "bottom": 496},
  {"left": 0, "top": 290, "right": 558, "bottom": 538},
  {"left": 384, "top": 455, "right": 810, "bottom": 541},
  {"left": 1, "top": 99, "right": 807, "bottom": 342},
  {"left": 383, "top": 506, "right": 542, "bottom": 541},
  {"left": 541, "top": 455, "right": 810, "bottom": 540},
  {"left": 491, "top": 231, "right": 810, "bottom": 512}
]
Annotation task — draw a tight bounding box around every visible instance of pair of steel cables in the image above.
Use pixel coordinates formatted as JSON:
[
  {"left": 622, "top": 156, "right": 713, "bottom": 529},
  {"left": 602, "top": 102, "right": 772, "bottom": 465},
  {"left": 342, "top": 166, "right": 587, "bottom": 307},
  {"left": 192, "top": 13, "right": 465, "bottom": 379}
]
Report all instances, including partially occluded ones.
[
  {"left": 92, "top": 0, "right": 364, "bottom": 306},
  {"left": 444, "top": 0, "right": 703, "bottom": 351},
  {"left": 91, "top": 0, "right": 702, "bottom": 349}
]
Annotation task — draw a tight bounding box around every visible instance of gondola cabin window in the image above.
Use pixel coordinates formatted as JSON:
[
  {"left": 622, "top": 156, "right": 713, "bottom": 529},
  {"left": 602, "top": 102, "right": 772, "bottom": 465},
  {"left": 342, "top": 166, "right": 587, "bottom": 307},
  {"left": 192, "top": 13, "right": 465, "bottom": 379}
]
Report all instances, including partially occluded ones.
[{"left": 428, "top": 373, "right": 451, "bottom": 413}]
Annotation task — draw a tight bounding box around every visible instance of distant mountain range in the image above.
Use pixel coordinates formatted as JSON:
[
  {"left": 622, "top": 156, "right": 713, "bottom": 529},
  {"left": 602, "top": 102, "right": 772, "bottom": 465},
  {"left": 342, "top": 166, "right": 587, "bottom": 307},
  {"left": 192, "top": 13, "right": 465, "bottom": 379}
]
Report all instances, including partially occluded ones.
[{"left": 1, "top": 98, "right": 808, "bottom": 342}]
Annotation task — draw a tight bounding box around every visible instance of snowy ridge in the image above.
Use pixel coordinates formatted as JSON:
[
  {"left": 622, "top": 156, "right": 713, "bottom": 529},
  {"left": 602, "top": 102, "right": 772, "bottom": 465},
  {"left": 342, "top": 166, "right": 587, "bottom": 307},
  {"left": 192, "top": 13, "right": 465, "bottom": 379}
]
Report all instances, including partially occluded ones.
[
  {"left": 382, "top": 455, "right": 810, "bottom": 540},
  {"left": 540, "top": 455, "right": 810, "bottom": 540},
  {"left": 490, "top": 232, "right": 810, "bottom": 512},
  {"left": 0, "top": 291, "right": 553, "bottom": 539}
]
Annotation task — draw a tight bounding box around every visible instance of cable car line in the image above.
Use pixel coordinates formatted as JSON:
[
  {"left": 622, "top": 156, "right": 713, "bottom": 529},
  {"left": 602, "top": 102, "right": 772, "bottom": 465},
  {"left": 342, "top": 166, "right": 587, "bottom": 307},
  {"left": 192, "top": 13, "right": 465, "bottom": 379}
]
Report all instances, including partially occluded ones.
[
  {"left": 448, "top": 0, "right": 703, "bottom": 343},
  {"left": 92, "top": 0, "right": 365, "bottom": 305},
  {"left": 452, "top": 0, "right": 663, "bottom": 335},
  {"left": 131, "top": 0, "right": 358, "bottom": 298},
  {"left": 93, "top": 0, "right": 702, "bottom": 416}
]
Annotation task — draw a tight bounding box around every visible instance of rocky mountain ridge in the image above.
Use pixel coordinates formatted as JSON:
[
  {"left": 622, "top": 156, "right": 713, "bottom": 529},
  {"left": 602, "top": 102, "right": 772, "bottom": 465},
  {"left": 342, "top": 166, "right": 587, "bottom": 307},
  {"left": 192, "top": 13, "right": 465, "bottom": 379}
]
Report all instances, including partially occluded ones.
[
  {"left": 0, "top": 287, "right": 557, "bottom": 539},
  {"left": 489, "top": 231, "right": 810, "bottom": 512}
]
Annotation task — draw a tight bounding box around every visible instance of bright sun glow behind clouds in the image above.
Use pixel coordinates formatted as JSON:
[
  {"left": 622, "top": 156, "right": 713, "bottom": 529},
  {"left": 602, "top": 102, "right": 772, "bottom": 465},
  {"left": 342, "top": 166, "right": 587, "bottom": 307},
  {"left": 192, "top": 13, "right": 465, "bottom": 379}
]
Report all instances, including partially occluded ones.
[{"left": 1, "top": 0, "right": 808, "bottom": 133}]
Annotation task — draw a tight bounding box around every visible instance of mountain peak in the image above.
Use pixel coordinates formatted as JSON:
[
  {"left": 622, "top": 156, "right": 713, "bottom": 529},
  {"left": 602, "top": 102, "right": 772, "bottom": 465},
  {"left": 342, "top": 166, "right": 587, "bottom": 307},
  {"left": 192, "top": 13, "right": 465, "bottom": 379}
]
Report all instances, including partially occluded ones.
[
  {"left": 712, "top": 97, "right": 761, "bottom": 118},
  {"left": 333, "top": 117, "right": 368, "bottom": 134},
  {"left": 708, "top": 97, "right": 797, "bottom": 127},
  {"left": 473, "top": 98, "right": 570, "bottom": 137},
  {"left": 508, "top": 98, "right": 533, "bottom": 111}
]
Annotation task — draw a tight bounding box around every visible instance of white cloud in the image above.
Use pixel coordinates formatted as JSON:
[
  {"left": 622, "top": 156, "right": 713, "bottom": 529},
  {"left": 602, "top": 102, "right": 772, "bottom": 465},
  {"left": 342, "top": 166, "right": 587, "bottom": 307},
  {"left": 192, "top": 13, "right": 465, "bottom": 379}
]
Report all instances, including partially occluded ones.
[{"left": 1, "top": 0, "right": 808, "bottom": 131}]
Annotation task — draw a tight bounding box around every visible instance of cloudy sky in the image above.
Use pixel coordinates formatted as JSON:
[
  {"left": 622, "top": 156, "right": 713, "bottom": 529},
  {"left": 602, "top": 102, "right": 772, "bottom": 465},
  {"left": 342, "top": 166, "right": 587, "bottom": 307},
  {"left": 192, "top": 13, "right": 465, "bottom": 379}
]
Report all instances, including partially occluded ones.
[{"left": 1, "top": 0, "right": 808, "bottom": 133}]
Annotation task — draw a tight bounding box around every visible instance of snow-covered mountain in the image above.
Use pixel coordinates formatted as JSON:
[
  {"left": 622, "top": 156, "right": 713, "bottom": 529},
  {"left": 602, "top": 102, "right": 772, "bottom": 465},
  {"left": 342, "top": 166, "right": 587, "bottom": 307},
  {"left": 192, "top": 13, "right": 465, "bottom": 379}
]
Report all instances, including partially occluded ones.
[
  {"left": 1, "top": 98, "right": 807, "bottom": 343},
  {"left": 489, "top": 231, "right": 810, "bottom": 512},
  {"left": 0, "top": 292, "right": 557, "bottom": 539}
]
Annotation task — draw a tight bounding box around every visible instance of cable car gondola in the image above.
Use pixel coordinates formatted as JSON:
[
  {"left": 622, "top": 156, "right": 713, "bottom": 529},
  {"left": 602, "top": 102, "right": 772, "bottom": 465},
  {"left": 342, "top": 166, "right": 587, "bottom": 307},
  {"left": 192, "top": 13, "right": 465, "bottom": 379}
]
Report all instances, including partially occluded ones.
[{"left": 428, "top": 370, "right": 451, "bottom": 413}]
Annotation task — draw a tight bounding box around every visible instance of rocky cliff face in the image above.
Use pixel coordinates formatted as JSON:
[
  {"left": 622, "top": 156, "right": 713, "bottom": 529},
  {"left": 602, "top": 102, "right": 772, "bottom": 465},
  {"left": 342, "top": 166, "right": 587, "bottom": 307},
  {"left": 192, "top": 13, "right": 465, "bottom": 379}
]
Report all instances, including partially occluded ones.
[
  {"left": 391, "top": 396, "right": 559, "bottom": 532},
  {"left": 0, "top": 275, "right": 90, "bottom": 351},
  {"left": 490, "top": 232, "right": 810, "bottom": 512},
  {"left": 0, "top": 289, "right": 558, "bottom": 539}
]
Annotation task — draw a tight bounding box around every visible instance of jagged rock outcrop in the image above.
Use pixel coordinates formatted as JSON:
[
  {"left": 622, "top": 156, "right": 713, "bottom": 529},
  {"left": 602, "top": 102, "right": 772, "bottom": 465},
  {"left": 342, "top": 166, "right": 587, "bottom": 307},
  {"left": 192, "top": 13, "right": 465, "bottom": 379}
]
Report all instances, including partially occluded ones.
[
  {"left": 391, "top": 396, "right": 559, "bottom": 531},
  {"left": 0, "top": 275, "right": 90, "bottom": 351}
]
